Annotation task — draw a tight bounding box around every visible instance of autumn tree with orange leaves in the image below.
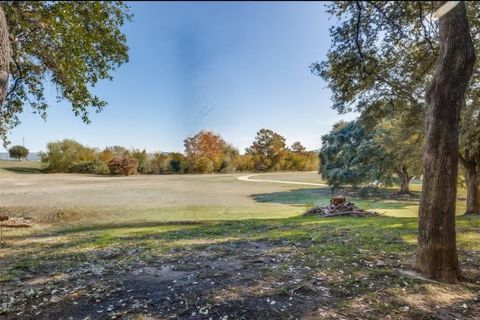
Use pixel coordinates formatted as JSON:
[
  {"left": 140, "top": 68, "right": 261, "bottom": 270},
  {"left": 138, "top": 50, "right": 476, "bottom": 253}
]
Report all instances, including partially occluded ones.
[{"left": 184, "top": 130, "right": 239, "bottom": 173}]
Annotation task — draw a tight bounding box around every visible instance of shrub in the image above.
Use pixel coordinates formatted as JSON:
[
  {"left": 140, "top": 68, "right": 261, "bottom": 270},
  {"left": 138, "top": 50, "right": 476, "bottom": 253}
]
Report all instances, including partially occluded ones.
[
  {"left": 92, "top": 161, "right": 110, "bottom": 175},
  {"left": 42, "top": 139, "right": 96, "bottom": 172},
  {"left": 143, "top": 153, "right": 170, "bottom": 174},
  {"left": 98, "top": 148, "right": 114, "bottom": 163},
  {"left": 67, "top": 160, "right": 109, "bottom": 175},
  {"left": 218, "top": 160, "right": 236, "bottom": 173},
  {"left": 108, "top": 156, "right": 138, "bottom": 176},
  {"left": 67, "top": 161, "right": 95, "bottom": 174},
  {"left": 169, "top": 152, "right": 188, "bottom": 173},
  {"left": 187, "top": 156, "right": 214, "bottom": 174},
  {"left": 236, "top": 154, "right": 254, "bottom": 172},
  {"left": 131, "top": 149, "right": 147, "bottom": 172},
  {"left": 8, "top": 145, "right": 29, "bottom": 160}
]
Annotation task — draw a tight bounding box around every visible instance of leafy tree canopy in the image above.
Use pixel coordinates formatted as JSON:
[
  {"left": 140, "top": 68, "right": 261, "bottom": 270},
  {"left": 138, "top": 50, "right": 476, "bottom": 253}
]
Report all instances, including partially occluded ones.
[
  {"left": 291, "top": 141, "right": 306, "bottom": 153},
  {"left": 1, "top": 1, "right": 132, "bottom": 146},
  {"left": 313, "top": 1, "right": 480, "bottom": 159},
  {"left": 246, "top": 128, "right": 287, "bottom": 172},
  {"left": 320, "top": 120, "right": 394, "bottom": 188},
  {"left": 8, "top": 144, "right": 28, "bottom": 160}
]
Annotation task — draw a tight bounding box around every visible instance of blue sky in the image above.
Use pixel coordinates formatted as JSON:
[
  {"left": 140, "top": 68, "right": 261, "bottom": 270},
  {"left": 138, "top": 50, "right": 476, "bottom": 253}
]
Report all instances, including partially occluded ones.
[{"left": 3, "top": 1, "right": 355, "bottom": 153}]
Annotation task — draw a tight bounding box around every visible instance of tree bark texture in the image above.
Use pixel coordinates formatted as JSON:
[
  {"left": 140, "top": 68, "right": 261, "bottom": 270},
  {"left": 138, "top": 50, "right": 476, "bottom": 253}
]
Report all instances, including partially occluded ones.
[
  {"left": 416, "top": 1, "right": 476, "bottom": 283},
  {"left": 0, "top": 6, "right": 9, "bottom": 104}
]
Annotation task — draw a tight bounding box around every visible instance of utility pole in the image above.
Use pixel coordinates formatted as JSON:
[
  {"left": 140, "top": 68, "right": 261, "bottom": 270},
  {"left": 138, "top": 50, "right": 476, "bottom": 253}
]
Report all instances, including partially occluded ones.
[{"left": 22, "top": 137, "right": 24, "bottom": 147}]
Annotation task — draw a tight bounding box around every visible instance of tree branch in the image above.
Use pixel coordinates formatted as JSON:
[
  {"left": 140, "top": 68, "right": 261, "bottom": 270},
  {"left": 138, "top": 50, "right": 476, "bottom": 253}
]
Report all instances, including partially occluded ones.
[
  {"left": 354, "top": 1, "right": 371, "bottom": 76},
  {"left": 5, "top": 44, "right": 23, "bottom": 102},
  {"left": 418, "top": 1, "right": 436, "bottom": 55}
]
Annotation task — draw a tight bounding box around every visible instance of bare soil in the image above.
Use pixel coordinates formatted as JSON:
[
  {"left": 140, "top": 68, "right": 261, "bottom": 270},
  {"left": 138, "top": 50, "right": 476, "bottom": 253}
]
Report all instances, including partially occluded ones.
[{"left": 1, "top": 240, "right": 336, "bottom": 320}]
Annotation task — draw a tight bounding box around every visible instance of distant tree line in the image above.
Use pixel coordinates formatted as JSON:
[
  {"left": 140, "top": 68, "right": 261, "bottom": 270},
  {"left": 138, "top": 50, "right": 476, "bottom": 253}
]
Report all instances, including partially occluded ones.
[{"left": 40, "top": 129, "right": 319, "bottom": 176}]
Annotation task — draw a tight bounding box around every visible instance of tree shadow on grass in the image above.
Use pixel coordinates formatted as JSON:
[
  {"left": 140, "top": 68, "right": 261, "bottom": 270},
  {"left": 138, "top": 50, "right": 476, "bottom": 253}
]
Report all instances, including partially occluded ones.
[
  {"left": 2, "top": 166, "right": 43, "bottom": 174},
  {"left": 251, "top": 188, "right": 420, "bottom": 211},
  {"left": 3, "top": 215, "right": 478, "bottom": 319}
]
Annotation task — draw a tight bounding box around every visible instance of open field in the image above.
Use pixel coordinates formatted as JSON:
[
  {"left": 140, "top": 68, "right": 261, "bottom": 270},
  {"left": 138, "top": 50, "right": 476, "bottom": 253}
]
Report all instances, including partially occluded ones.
[
  {"left": 0, "top": 161, "right": 467, "bottom": 227},
  {"left": 0, "top": 160, "right": 42, "bottom": 175},
  {"left": 0, "top": 162, "right": 478, "bottom": 319}
]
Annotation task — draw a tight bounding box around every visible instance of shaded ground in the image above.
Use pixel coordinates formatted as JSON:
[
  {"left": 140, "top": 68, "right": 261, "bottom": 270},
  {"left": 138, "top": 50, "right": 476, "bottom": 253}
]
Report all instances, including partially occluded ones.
[
  {"left": 0, "top": 160, "right": 42, "bottom": 175},
  {"left": 1, "top": 216, "right": 479, "bottom": 319},
  {"left": 253, "top": 187, "right": 467, "bottom": 218}
]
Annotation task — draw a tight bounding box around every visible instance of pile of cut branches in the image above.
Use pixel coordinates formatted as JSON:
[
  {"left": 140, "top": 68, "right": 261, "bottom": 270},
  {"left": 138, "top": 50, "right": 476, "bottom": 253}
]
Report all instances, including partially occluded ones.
[{"left": 303, "top": 201, "right": 378, "bottom": 218}]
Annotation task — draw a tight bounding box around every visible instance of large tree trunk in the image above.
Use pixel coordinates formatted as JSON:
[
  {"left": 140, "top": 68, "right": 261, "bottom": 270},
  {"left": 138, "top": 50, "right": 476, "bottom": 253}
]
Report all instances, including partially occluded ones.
[
  {"left": 0, "top": 6, "right": 10, "bottom": 103},
  {"left": 416, "top": 1, "right": 476, "bottom": 283},
  {"left": 397, "top": 166, "right": 411, "bottom": 194}
]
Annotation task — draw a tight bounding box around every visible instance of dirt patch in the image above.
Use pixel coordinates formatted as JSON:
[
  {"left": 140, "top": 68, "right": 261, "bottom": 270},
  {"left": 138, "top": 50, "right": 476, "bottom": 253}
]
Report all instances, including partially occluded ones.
[
  {"left": 1, "top": 238, "right": 479, "bottom": 319},
  {"left": 0, "top": 240, "right": 335, "bottom": 319}
]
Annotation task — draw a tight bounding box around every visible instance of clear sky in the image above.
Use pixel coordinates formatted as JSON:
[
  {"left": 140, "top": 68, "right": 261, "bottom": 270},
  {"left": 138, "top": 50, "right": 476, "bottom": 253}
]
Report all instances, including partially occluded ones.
[{"left": 3, "top": 1, "right": 355, "bottom": 154}]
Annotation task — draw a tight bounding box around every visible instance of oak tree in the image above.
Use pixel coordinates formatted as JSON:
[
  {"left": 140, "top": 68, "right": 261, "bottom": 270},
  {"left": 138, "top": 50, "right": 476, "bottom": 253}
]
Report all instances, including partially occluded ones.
[
  {"left": 8, "top": 144, "right": 28, "bottom": 160},
  {"left": 315, "top": 1, "right": 476, "bottom": 282},
  {"left": 0, "top": 1, "right": 131, "bottom": 146},
  {"left": 320, "top": 121, "right": 393, "bottom": 188}
]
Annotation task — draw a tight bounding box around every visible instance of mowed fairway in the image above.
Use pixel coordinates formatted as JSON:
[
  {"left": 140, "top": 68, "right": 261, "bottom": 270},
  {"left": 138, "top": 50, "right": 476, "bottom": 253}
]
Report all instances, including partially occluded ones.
[
  {"left": 0, "top": 162, "right": 468, "bottom": 227},
  {"left": 0, "top": 170, "right": 316, "bottom": 225}
]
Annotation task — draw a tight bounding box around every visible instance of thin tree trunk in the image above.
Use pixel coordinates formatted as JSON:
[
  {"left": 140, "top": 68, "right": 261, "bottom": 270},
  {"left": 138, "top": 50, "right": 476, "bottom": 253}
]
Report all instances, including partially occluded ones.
[
  {"left": 465, "top": 168, "right": 479, "bottom": 214},
  {"left": 477, "top": 176, "right": 480, "bottom": 213},
  {"left": 416, "top": 1, "right": 476, "bottom": 283},
  {"left": 462, "top": 158, "right": 480, "bottom": 215},
  {"left": 397, "top": 166, "right": 411, "bottom": 194}
]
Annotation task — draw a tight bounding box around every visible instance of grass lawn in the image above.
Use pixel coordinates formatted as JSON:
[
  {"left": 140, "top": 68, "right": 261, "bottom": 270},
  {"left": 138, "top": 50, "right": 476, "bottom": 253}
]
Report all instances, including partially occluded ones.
[
  {"left": 0, "top": 167, "right": 478, "bottom": 319},
  {"left": 0, "top": 160, "right": 42, "bottom": 175}
]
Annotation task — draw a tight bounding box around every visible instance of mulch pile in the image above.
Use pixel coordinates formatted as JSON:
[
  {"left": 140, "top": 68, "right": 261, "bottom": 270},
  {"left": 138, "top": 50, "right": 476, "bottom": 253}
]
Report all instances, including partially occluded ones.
[{"left": 303, "top": 201, "right": 378, "bottom": 218}]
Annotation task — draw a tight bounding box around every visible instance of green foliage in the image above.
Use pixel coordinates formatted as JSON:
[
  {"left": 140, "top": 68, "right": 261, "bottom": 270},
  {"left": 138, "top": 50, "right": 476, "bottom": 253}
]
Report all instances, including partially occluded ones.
[
  {"left": 320, "top": 121, "right": 394, "bottom": 187},
  {"left": 131, "top": 149, "right": 147, "bottom": 172},
  {"left": 236, "top": 154, "right": 255, "bottom": 172},
  {"left": 246, "top": 129, "right": 287, "bottom": 171},
  {"left": 142, "top": 152, "right": 183, "bottom": 174},
  {"left": 291, "top": 141, "right": 306, "bottom": 153},
  {"left": 284, "top": 141, "right": 319, "bottom": 171},
  {"left": 284, "top": 150, "right": 319, "bottom": 172},
  {"left": 189, "top": 156, "right": 215, "bottom": 174},
  {"left": 107, "top": 156, "right": 138, "bottom": 176},
  {"left": 1, "top": 1, "right": 132, "bottom": 146},
  {"left": 219, "top": 144, "right": 240, "bottom": 173},
  {"left": 374, "top": 115, "right": 423, "bottom": 180},
  {"left": 236, "top": 132, "right": 319, "bottom": 172},
  {"left": 314, "top": 1, "right": 480, "bottom": 183},
  {"left": 8, "top": 145, "right": 28, "bottom": 160},
  {"left": 38, "top": 134, "right": 320, "bottom": 175},
  {"left": 67, "top": 160, "right": 109, "bottom": 175},
  {"left": 310, "top": 2, "right": 431, "bottom": 185},
  {"left": 311, "top": 2, "right": 432, "bottom": 119},
  {"left": 169, "top": 152, "right": 188, "bottom": 173},
  {"left": 41, "top": 139, "right": 96, "bottom": 172}
]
